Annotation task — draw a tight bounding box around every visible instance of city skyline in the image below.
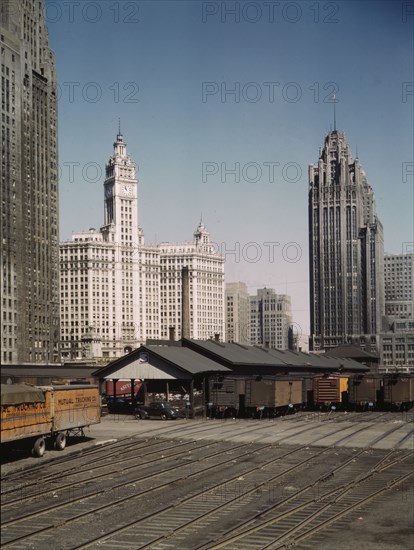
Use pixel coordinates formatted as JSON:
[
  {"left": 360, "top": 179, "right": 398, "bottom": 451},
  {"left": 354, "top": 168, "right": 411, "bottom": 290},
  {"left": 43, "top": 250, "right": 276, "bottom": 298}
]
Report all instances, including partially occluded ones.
[{"left": 46, "top": 0, "right": 413, "bottom": 337}]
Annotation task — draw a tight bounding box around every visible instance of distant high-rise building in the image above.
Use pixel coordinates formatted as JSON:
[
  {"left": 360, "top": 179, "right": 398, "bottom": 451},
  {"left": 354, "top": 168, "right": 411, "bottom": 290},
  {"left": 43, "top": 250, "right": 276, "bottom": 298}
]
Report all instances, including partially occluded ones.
[
  {"left": 158, "top": 222, "right": 225, "bottom": 341},
  {"left": 1, "top": 0, "right": 60, "bottom": 363},
  {"left": 380, "top": 253, "right": 414, "bottom": 372},
  {"left": 309, "top": 129, "right": 384, "bottom": 352},
  {"left": 60, "top": 132, "right": 142, "bottom": 359},
  {"left": 250, "top": 288, "right": 292, "bottom": 350},
  {"left": 60, "top": 133, "right": 224, "bottom": 359},
  {"left": 384, "top": 253, "right": 414, "bottom": 320},
  {"left": 225, "top": 282, "right": 250, "bottom": 345}
]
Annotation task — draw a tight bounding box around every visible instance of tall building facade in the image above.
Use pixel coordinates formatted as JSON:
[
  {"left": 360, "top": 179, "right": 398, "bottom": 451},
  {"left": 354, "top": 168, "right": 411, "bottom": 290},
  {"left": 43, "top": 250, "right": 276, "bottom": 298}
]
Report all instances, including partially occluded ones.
[
  {"left": 158, "top": 223, "right": 225, "bottom": 341},
  {"left": 225, "top": 282, "right": 250, "bottom": 345},
  {"left": 61, "top": 132, "right": 147, "bottom": 359},
  {"left": 384, "top": 253, "right": 414, "bottom": 320},
  {"left": 309, "top": 130, "right": 384, "bottom": 352},
  {"left": 60, "top": 133, "right": 224, "bottom": 359},
  {"left": 250, "top": 288, "right": 292, "bottom": 350},
  {"left": 380, "top": 253, "right": 414, "bottom": 371},
  {"left": 1, "top": 0, "right": 60, "bottom": 363}
]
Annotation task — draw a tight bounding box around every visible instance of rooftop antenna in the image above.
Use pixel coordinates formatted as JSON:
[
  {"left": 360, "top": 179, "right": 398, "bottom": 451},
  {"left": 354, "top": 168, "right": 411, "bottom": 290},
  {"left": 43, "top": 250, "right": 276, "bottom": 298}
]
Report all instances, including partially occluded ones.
[
  {"left": 333, "top": 94, "right": 337, "bottom": 132},
  {"left": 118, "top": 117, "right": 121, "bottom": 135}
]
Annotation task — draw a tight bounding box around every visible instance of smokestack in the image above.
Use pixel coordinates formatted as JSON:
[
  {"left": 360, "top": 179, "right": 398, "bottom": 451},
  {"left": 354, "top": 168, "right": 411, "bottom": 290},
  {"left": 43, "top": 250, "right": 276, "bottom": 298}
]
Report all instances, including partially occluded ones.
[
  {"left": 169, "top": 326, "right": 176, "bottom": 341},
  {"left": 181, "top": 267, "right": 190, "bottom": 339}
]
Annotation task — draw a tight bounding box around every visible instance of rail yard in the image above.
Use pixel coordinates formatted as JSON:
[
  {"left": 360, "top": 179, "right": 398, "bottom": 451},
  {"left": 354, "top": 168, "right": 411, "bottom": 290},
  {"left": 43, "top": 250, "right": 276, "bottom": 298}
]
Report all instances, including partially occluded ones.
[{"left": 1, "top": 411, "right": 413, "bottom": 550}]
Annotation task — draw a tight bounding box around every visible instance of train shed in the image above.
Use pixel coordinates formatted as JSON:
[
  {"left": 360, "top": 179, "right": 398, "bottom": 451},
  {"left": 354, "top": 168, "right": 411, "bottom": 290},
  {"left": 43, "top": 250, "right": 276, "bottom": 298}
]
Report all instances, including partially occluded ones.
[{"left": 92, "top": 343, "right": 231, "bottom": 412}]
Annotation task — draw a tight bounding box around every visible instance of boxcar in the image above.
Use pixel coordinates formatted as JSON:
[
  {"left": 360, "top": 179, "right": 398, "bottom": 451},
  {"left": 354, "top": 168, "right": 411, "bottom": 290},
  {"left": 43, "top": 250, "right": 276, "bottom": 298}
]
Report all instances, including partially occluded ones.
[
  {"left": 245, "top": 378, "right": 302, "bottom": 407},
  {"left": 383, "top": 377, "right": 414, "bottom": 410},
  {"left": 207, "top": 376, "right": 303, "bottom": 417},
  {"left": 1, "top": 384, "right": 101, "bottom": 457},
  {"left": 207, "top": 377, "right": 239, "bottom": 417},
  {"left": 348, "top": 376, "right": 382, "bottom": 409},
  {"left": 312, "top": 376, "right": 348, "bottom": 408}
]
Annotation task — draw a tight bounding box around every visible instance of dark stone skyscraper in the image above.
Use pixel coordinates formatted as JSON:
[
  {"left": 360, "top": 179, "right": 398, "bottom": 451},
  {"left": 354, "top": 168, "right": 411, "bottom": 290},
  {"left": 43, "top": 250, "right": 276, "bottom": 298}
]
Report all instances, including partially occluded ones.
[
  {"left": 309, "top": 129, "right": 384, "bottom": 352},
  {"left": 1, "top": 0, "right": 59, "bottom": 363}
]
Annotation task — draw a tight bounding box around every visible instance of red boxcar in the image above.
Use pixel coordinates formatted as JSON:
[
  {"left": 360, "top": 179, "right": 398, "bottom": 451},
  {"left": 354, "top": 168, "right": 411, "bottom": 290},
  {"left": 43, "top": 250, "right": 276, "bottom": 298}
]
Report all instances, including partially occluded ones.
[{"left": 105, "top": 380, "right": 142, "bottom": 398}]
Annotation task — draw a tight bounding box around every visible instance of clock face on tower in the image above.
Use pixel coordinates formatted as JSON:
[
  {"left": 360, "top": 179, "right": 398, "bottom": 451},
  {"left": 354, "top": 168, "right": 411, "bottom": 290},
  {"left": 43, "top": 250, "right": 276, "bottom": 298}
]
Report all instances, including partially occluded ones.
[
  {"left": 121, "top": 184, "right": 133, "bottom": 197},
  {"left": 105, "top": 186, "right": 113, "bottom": 199}
]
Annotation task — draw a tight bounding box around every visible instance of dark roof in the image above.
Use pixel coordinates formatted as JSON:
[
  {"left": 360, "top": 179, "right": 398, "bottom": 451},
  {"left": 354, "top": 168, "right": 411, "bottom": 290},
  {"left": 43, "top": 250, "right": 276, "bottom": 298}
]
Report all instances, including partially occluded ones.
[
  {"left": 1, "top": 365, "right": 97, "bottom": 379},
  {"left": 146, "top": 346, "right": 231, "bottom": 375},
  {"left": 326, "top": 345, "right": 379, "bottom": 361},
  {"left": 92, "top": 344, "right": 230, "bottom": 378},
  {"left": 182, "top": 339, "right": 369, "bottom": 373},
  {"left": 183, "top": 340, "right": 284, "bottom": 366}
]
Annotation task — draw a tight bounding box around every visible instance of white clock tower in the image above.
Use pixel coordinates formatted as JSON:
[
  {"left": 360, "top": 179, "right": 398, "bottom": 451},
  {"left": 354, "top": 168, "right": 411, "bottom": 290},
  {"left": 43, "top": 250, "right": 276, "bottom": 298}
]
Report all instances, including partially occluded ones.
[
  {"left": 103, "top": 130, "right": 138, "bottom": 244},
  {"left": 100, "top": 129, "right": 141, "bottom": 352}
]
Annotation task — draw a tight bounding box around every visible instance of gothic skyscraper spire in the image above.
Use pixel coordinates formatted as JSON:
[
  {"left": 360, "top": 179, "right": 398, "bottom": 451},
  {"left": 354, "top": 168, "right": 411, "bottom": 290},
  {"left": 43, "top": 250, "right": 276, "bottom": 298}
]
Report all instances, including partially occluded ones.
[{"left": 308, "top": 128, "right": 384, "bottom": 352}]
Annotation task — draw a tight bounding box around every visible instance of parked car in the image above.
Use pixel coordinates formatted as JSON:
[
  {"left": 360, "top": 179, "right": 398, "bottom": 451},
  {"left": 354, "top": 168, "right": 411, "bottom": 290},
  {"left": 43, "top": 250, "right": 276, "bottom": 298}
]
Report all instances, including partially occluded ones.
[
  {"left": 106, "top": 396, "right": 134, "bottom": 414},
  {"left": 135, "top": 401, "right": 180, "bottom": 420}
]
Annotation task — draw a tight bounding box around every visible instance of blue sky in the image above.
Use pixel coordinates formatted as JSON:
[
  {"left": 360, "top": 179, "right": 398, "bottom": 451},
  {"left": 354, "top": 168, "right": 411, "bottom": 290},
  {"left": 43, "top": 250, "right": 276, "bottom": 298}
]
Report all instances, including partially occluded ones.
[{"left": 47, "top": 0, "right": 414, "bottom": 337}]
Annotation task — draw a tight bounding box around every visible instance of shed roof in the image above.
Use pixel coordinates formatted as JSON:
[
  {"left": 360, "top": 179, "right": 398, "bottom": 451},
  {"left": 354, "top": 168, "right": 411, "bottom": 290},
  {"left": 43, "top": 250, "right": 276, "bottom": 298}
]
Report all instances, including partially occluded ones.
[
  {"left": 1, "top": 365, "right": 97, "bottom": 380},
  {"left": 325, "top": 345, "right": 379, "bottom": 361},
  {"left": 182, "top": 339, "right": 369, "bottom": 373},
  {"left": 92, "top": 345, "right": 230, "bottom": 379}
]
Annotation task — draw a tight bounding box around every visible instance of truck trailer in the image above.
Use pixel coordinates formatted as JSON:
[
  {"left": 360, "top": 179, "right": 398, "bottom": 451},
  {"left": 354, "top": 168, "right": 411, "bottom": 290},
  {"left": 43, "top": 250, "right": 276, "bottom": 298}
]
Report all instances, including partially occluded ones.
[{"left": 1, "top": 384, "right": 101, "bottom": 457}]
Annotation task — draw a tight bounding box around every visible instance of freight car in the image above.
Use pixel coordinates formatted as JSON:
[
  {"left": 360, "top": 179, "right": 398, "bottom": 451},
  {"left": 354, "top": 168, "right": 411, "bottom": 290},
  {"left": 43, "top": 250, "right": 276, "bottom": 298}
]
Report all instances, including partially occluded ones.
[
  {"left": 311, "top": 375, "right": 349, "bottom": 409},
  {"left": 348, "top": 376, "right": 383, "bottom": 410},
  {"left": 104, "top": 379, "right": 142, "bottom": 399},
  {"left": 1, "top": 384, "right": 101, "bottom": 457},
  {"left": 348, "top": 375, "right": 414, "bottom": 411},
  {"left": 207, "top": 376, "right": 304, "bottom": 418},
  {"left": 382, "top": 376, "right": 414, "bottom": 410}
]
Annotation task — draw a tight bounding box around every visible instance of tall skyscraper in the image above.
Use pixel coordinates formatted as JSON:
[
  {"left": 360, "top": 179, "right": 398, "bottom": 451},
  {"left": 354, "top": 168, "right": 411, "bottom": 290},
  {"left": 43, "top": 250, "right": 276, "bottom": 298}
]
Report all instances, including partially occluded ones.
[
  {"left": 380, "top": 252, "right": 414, "bottom": 371},
  {"left": 60, "top": 133, "right": 225, "bottom": 359},
  {"left": 309, "top": 129, "right": 384, "bottom": 352},
  {"left": 158, "top": 222, "right": 225, "bottom": 341},
  {"left": 60, "top": 131, "right": 143, "bottom": 359},
  {"left": 384, "top": 253, "right": 414, "bottom": 320},
  {"left": 225, "top": 282, "right": 250, "bottom": 345},
  {"left": 1, "top": 0, "right": 60, "bottom": 363},
  {"left": 250, "top": 288, "right": 292, "bottom": 350}
]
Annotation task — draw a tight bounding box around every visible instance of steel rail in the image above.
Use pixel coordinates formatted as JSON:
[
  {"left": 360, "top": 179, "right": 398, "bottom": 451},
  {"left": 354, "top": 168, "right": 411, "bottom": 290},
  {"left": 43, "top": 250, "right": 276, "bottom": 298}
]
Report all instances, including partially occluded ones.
[
  {"left": 0, "top": 440, "right": 283, "bottom": 546},
  {"left": 195, "top": 451, "right": 413, "bottom": 550},
  {"left": 1, "top": 438, "right": 216, "bottom": 506}
]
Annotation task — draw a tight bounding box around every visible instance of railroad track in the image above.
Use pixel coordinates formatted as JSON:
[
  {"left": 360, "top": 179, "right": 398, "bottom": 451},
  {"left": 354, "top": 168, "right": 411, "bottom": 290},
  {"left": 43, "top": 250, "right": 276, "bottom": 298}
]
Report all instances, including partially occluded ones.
[
  {"left": 3, "top": 413, "right": 402, "bottom": 504},
  {"left": 1, "top": 438, "right": 337, "bottom": 549},
  {"left": 2, "top": 437, "right": 412, "bottom": 549},
  {"left": 70, "top": 449, "right": 413, "bottom": 550},
  {"left": 194, "top": 450, "right": 413, "bottom": 550},
  {"left": 1, "top": 437, "right": 217, "bottom": 504},
  {"left": 2, "top": 417, "right": 413, "bottom": 549},
  {"left": 2, "top": 438, "right": 314, "bottom": 547}
]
